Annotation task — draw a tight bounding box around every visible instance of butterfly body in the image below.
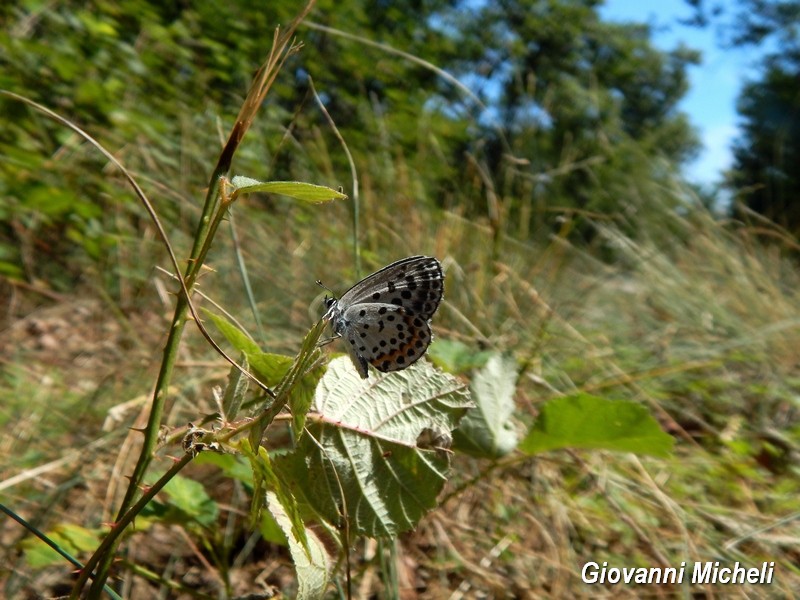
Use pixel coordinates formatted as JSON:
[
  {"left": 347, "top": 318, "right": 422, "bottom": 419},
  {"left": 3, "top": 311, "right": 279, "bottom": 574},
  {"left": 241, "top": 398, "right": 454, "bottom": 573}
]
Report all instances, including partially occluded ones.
[{"left": 324, "top": 256, "right": 443, "bottom": 378}]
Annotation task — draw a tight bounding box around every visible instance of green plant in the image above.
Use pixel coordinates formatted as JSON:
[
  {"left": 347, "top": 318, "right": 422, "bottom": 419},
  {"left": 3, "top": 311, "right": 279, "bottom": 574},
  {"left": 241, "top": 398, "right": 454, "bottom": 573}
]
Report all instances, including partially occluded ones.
[
  {"left": 9, "top": 1, "right": 799, "bottom": 598},
  {"left": 0, "top": 44, "right": 677, "bottom": 600}
]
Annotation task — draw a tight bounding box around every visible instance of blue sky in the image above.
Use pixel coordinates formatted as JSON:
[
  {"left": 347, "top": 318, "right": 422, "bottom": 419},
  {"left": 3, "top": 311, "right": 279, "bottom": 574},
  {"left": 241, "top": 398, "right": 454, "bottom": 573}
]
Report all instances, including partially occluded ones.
[{"left": 601, "top": 0, "right": 762, "bottom": 186}]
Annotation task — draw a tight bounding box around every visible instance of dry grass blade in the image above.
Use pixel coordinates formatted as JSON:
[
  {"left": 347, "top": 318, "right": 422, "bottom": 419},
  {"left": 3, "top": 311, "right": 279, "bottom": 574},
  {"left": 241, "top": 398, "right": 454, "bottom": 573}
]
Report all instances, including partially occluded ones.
[{"left": 217, "top": 1, "right": 316, "bottom": 174}]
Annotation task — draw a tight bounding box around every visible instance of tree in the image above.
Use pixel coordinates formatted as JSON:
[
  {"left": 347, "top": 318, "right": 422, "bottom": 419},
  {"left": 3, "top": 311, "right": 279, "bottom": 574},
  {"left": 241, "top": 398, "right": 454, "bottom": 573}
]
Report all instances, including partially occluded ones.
[
  {"left": 695, "top": 0, "right": 800, "bottom": 234},
  {"left": 441, "top": 0, "right": 699, "bottom": 235},
  {"left": 731, "top": 0, "right": 800, "bottom": 237},
  {"left": 729, "top": 51, "right": 800, "bottom": 235},
  {"left": 1, "top": 0, "right": 701, "bottom": 281}
]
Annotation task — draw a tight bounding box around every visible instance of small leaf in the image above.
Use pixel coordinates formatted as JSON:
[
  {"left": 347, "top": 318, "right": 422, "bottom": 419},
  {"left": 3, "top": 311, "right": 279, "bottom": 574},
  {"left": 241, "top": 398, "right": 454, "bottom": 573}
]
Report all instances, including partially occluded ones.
[
  {"left": 0, "top": 261, "right": 24, "bottom": 278},
  {"left": 221, "top": 353, "right": 249, "bottom": 420},
  {"left": 454, "top": 353, "right": 519, "bottom": 458},
  {"left": 20, "top": 539, "right": 62, "bottom": 568},
  {"left": 57, "top": 524, "right": 103, "bottom": 556},
  {"left": 249, "top": 353, "right": 294, "bottom": 389},
  {"left": 229, "top": 175, "right": 262, "bottom": 188},
  {"left": 520, "top": 393, "right": 674, "bottom": 457},
  {"left": 159, "top": 475, "right": 219, "bottom": 527},
  {"left": 238, "top": 441, "right": 310, "bottom": 555},
  {"left": 195, "top": 452, "right": 253, "bottom": 486},
  {"left": 203, "top": 309, "right": 293, "bottom": 387},
  {"left": 259, "top": 509, "right": 286, "bottom": 545},
  {"left": 203, "top": 309, "right": 261, "bottom": 356},
  {"left": 266, "top": 491, "right": 330, "bottom": 600},
  {"left": 286, "top": 319, "right": 328, "bottom": 437},
  {"left": 20, "top": 524, "right": 104, "bottom": 568},
  {"left": 275, "top": 357, "right": 472, "bottom": 538},
  {"left": 428, "top": 338, "right": 494, "bottom": 374},
  {"left": 230, "top": 177, "right": 346, "bottom": 203}
]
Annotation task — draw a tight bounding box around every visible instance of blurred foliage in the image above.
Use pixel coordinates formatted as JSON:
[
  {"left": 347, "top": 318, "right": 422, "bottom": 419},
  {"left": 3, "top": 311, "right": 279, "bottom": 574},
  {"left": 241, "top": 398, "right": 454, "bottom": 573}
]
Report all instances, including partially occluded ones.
[
  {"left": 728, "top": 0, "right": 800, "bottom": 238},
  {"left": 686, "top": 0, "right": 800, "bottom": 236},
  {"left": 0, "top": 0, "right": 703, "bottom": 289},
  {"left": 719, "top": 0, "right": 800, "bottom": 49},
  {"left": 450, "top": 0, "right": 700, "bottom": 230},
  {"left": 730, "top": 50, "right": 800, "bottom": 237}
]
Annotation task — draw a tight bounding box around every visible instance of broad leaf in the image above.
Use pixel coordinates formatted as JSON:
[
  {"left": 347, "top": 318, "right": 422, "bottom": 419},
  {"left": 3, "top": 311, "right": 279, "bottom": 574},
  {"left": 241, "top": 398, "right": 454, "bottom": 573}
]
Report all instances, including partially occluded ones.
[
  {"left": 454, "top": 353, "right": 519, "bottom": 458},
  {"left": 274, "top": 357, "right": 472, "bottom": 538},
  {"left": 520, "top": 393, "right": 674, "bottom": 457}
]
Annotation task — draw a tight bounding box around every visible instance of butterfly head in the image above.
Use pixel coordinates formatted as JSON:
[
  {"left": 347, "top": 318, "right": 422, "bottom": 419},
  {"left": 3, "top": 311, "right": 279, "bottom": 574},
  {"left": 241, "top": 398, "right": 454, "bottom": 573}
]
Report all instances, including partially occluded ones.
[{"left": 318, "top": 279, "right": 339, "bottom": 317}]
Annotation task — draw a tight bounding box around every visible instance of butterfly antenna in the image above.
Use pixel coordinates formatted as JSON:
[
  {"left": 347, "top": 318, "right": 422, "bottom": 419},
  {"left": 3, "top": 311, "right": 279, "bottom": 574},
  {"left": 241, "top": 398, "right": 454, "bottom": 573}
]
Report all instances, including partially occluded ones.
[
  {"left": 316, "top": 279, "right": 334, "bottom": 295},
  {"left": 317, "top": 279, "right": 338, "bottom": 320}
]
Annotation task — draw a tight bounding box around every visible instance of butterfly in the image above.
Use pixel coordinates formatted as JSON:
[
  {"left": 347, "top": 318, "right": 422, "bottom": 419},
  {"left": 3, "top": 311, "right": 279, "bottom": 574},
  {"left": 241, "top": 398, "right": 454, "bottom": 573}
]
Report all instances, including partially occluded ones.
[{"left": 323, "top": 256, "right": 444, "bottom": 379}]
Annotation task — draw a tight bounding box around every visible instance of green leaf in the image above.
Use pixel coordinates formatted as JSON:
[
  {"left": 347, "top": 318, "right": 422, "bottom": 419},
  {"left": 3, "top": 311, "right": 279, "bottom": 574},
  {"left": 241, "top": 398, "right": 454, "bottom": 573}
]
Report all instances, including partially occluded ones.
[
  {"left": 21, "top": 539, "right": 62, "bottom": 568},
  {"left": 454, "top": 353, "right": 519, "bottom": 458},
  {"left": 230, "top": 177, "right": 346, "bottom": 204},
  {"left": 519, "top": 393, "right": 674, "bottom": 457},
  {"left": 266, "top": 491, "right": 330, "bottom": 600},
  {"left": 259, "top": 509, "right": 286, "bottom": 545},
  {"left": 249, "top": 353, "right": 295, "bottom": 388},
  {"left": 203, "top": 309, "right": 261, "bottom": 355},
  {"left": 203, "top": 309, "right": 293, "bottom": 387},
  {"left": 281, "top": 318, "right": 328, "bottom": 438},
  {"left": 159, "top": 475, "right": 219, "bottom": 527},
  {"left": 427, "top": 338, "right": 494, "bottom": 374},
  {"left": 275, "top": 357, "right": 472, "bottom": 538},
  {"left": 195, "top": 452, "right": 253, "bottom": 486},
  {"left": 221, "top": 353, "right": 249, "bottom": 420},
  {"left": 238, "top": 441, "right": 310, "bottom": 555},
  {"left": 20, "top": 524, "right": 105, "bottom": 568}
]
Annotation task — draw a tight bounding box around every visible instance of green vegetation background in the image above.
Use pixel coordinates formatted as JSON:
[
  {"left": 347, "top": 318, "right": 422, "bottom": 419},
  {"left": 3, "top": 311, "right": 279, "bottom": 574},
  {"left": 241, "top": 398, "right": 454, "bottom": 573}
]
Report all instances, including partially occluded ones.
[{"left": 1, "top": 0, "right": 799, "bottom": 597}]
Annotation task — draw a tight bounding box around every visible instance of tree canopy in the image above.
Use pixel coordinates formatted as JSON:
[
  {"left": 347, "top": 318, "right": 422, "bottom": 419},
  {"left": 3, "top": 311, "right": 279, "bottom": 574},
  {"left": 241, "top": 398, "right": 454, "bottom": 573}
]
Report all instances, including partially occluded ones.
[
  {"left": 1, "top": 0, "right": 702, "bottom": 282},
  {"left": 689, "top": 0, "right": 800, "bottom": 235},
  {"left": 446, "top": 0, "right": 699, "bottom": 226},
  {"left": 730, "top": 51, "right": 800, "bottom": 235}
]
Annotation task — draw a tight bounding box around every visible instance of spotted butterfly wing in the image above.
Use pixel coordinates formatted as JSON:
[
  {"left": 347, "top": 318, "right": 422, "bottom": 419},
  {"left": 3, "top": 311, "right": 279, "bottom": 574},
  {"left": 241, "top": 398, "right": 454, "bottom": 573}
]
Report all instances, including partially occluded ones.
[{"left": 324, "top": 256, "right": 444, "bottom": 378}]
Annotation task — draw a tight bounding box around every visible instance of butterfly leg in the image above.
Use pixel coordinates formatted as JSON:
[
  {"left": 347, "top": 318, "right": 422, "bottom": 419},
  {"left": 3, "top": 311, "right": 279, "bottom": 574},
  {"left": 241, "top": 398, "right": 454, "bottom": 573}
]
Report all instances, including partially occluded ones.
[{"left": 317, "top": 332, "right": 341, "bottom": 347}]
